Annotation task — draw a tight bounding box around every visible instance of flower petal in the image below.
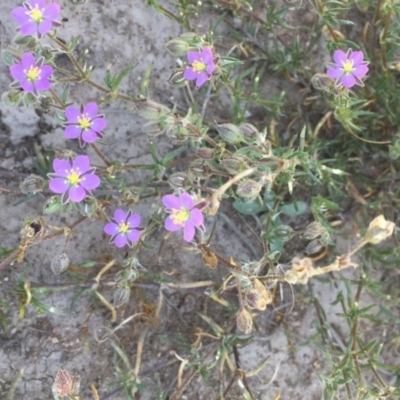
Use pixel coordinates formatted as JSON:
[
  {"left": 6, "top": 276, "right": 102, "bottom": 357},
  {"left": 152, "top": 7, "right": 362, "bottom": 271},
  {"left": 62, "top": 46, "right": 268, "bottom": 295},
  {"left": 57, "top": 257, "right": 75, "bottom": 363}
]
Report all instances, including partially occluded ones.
[
  {"left": 114, "top": 234, "right": 128, "bottom": 248},
  {"left": 43, "top": 3, "right": 60, "bottom": 19},
  {"left": 32, "top": 0, "right": 46, "bottom": 8},
  {"left": 190, "top": 208, "right": 204, "bottom": 227},
  {"left": 187, "top": 51, "right": 202, "bottom": 64},
  {"left": 72, "top": 155, "right": 90, "bottom": 174},
  {"left": 10, "top": 65, "right": 25, "bottom": 81},
  {"left": 353, "top": 64, "right": 369, "bottom": 78},
  {"left": 53, "top": 159, "right": 71, "bottom": 176},
  {"left": 206, "top": 61, "right": 215, "bottom": 75},
  {"left": 104, "top": 222, "right": 119, "bottom": 235},
  {"left": 127, "top": 214, "right": 141, "bottom": 228},
  {"left": 21, "top": 53, "right": 36, "bottom": 69},
  {"left": 35, "top": 79, "right": 51, "bottom": 91},
  {"left": 68, "top": 185, "right": 86, "bottom": 202},
  {"left": 165, "top": 216, "right": 182, "bottom": 232},
  {"left": 81, "top": 129, "right": 99, "bottom": 143},
  {"left": 38, "top": 20, "right": 52, "bottom": 35},
  {"left": 349, "top": 50, "right": 364, "bottom": 65},
  {"left": 20, "top": 22, "right": 37, "bottom": 36},
  {"left": 90, "top": 117, "right": 107, "bottom": 132},
  {"left": 342, "top": 74, "right": 356, "bottom": 88},
  {"left": 65, "top": 106, "right": 80, "bottom": 122},
  {"left": 127, "top": 229, "right": 141, "bottom": 243},
  {"left": 64, "top": 125, "right": 81, "bottom": 139},
  {"left": 40, "top": 65, "right": 53, "bottom": 79},
  {"left": 180, "top": 192, "right": 194, "bottom": 209},
  {"left": 183, "top": 221, "right": 195, "bottom": 242},
  {"left": 79, "top": 174, "right": 100, "bottom": 190},
  {"left": 12, "top": 7, "right": 30, "bottom": 24},
  {"left": 196, "top": 72, "right": 208, "bottom": 87},
  {"left": 201, "top": 47, "right": 213, "bottom": 64},
  {"left": 183, "top": 68, "right": 198, "bottom": 81},
  {"left": 20, "top": 80, "right": 35, "bottom": 93},
  {"left": 333, "top": 49, "right": 347, "bottom": 65},
  {"left": 49, "top": 177, "right": 69, "bottom": 194},
  {"left": 84, "top": 102, "right": 99, "bottom": 119},
  {"left": 114, "top": 209, "right": 127, "bottom": 223},
  {"left": 327, "top": 67, "right": 343, "bottom": 79},
  {"left": 162, "top": 194, "right": 181, "bottom": 210}
]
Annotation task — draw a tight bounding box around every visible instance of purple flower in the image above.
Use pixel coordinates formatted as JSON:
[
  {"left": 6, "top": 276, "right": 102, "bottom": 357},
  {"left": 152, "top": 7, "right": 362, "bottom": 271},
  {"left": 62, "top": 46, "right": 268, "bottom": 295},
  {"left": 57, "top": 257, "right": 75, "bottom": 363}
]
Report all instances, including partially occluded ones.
[
  {"left": 64, "top": 103, "right": 107, "bottom": 147},
  {"left": 12, "top": 0, "right": 61, "bottom": 38},
  {"left": 183, "top": 47, "right": 215, "bottom": 88},
  {"left": 48, "top": 155, "right": 100, "bottom": 204},
  {"left": 10, "top": 52, "right": 53, "bottom": 95},
  {"left": 327, "top": 49, "right": 369, "bottom": 88},
  {"left": 163, "top": 192, "right": 205, "bottom": 242},
  {"left": 104, "top": 209, "right": 143, "bottom": 248}
]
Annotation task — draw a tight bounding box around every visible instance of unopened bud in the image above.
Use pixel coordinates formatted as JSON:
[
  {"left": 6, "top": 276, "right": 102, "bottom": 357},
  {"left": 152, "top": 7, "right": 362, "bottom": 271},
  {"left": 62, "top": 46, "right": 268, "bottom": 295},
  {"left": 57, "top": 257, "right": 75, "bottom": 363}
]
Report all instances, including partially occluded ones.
[
  {"left": 1, "top": 90, "right": 21, "bottom": 106},
  {"left": 51, "top": 252, "right": 70, "bottom": 275},
  {"left": 195, "top": 147, "right": 215, "bottom": 159},
  {"left": 142, "top": 116, "right": 174, "bottom": 136},
  {"left": 236, "top": 179, "right": 262, "bottom": 200},
  {"left": 187, "top": 159, "right": 211, "bottom": 179},
  {"left": 364, "top": 215, "right": 395, "bottom": 245},
  {"left": 239, "top": 123, "right": 259, "bottom": 142},
  {"left": 305, "top": 239, "right": 325, "bottom": 256},
  {"left": 311, "top": 73, "right": 335, "bottom": 93},
  {"left": 168, "top": 70, "right": 187, "bottom": 87},
  {"left": 165, "top": 39, "right": 191, "bottom": 56},
  {"left": 215, "top": 123, "right": 244, "bottom": 144},
  {"left": 168, "top": 172, "right": 193, "bottom": 189},
  {"left": 236, "top": 308, "right": 253, "bottom": 334},
  {"left": 137, "top": 99, "right": 170, "bottom": 120},
  {"left": 113, "top": 286, "right": 131, "bottom": 308},
  {"left": 303, "top": 221, "right": 325, "bottom": 240},
  {"left": 20, "top": 174, "right": 45, "bottom": 194},
  {"left": 272, "top": 224, "right": 294, "bottom": 242},
  {"left": 219, "top": 156, "right": 249, "bottom": 174},
  {"left": 166, "top": 124, "right": 189, "bottom": 144}
]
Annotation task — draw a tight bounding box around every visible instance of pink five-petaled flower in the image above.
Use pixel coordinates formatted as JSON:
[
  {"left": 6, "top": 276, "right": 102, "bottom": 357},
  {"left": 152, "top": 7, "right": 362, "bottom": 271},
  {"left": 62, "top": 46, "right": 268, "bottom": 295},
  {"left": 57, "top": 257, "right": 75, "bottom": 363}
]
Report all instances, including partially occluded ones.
[
  {"left": 104, "top": 209, "right": 143, "bottom": 248},
  {"left": 327, "top": 49, "right": 369, "bottom": 88},
  {"left": 183, "top": 47, "right": 215, "bottom": 88},
  {"left": 10, "top": 52, "right": 53, "bottom": 95},
  {"left": 64, "top": 103, "right": 107, "bottom": 147},
  {"left": 48, "top": 155, "right": 100, "bottom": 204},
  {"left": 12, "top": 0, "right": 61, "bottom": 38},
  {"left": 163, "top": 192, "right": 205, "bottom": 242}
]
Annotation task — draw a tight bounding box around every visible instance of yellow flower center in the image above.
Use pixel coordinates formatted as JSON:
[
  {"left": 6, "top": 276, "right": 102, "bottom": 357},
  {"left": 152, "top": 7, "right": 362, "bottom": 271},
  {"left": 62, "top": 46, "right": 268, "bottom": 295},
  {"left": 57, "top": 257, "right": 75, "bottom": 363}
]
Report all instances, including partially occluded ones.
[
  {"left": 28, "top": 7, "right": 44, "bottom": 23},
  {"left": 192, "top": 60, "right": 206, "bottom": 73},
  {"left": 77, "top": 114, "right": 92, "bottom": 130},
  {"left": 170, "top": 207, "right": 190, "bottom": 227},
  {"left": 25, "top": 65, "right": 41, "bottom": 82},
  {"left": 67, "top": 170, "right": 81, "bottom": 186},
  {"left": 118, "top": 223, "right": 129, "bottom": 234},
  {"left": 342, "top": 60, "right": 354, "bottom": 74}
]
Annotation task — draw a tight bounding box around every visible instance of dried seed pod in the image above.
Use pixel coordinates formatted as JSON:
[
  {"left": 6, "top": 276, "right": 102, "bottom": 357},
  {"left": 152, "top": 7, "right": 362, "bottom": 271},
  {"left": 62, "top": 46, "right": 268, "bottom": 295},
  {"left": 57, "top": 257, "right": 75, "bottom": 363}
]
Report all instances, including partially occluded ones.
[
  {"left": 245, "top": 279, "right": 272, "bottom": 311},
  {"left": 303, "top": 221, "right": 325, "bottom": 240},
  {"left": 113, "top": 286, "right": 131, "bottom": 308},
  {"left": 285, "top": 257, "right": 314, "bottom": 285},
  {"left": 51, "top": 253, "right": 70, "bottom": 275},
  {"left": 195, "top": 147, "right": 215, "bottom": 159},
  {"left": 239, "top": 123, "right": 259, "bottom": 142},
  {"left": 219, "top": 156, "right": 249, "bottom": 175},
  {"left": 187, "top": 159, "right": 211, "bottom": 179},
  {"left": 202, "top": 250, "right": 218, "bottom": 269},
  {"left": 364, "top": 215, "right": 395, "bottom": 245},
  {"left": 236, "top": 308, "right": 253, "bottom": 334},
  {"left": 168, "top": 172, "right": 193, "bottom": 190},
  {"left": 236, "top": 179, "right": 262, "bottom": 200}
]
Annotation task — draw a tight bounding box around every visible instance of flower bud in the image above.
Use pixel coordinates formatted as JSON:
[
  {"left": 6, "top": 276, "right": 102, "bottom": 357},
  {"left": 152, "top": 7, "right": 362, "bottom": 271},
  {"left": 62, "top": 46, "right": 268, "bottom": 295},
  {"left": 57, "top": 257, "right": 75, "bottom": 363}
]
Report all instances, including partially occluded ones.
[
  {"left": 164, "top": 39, "right": 191, "bottom": 56},
  {"left": 166, "top": 124, "right": 189, "bottom": 144},
  {"left": 239, "top": 123, "right": 259, "bottom": 142},
  {"left": 364, "top": 215, "right": 395, "bottom": 245},
  {"left": 136, "top": 99, "right": 170, "bottom": 120},
  {"left": 195, "top": 147, "right": 215, "bottom": 159},
  {"left": 1, "top": 90, "right": 21, "bottom": 106},
  {"left": 303, "top": 221, "right": 325, "bottom": 240},
  {"left": 20, "top": 174, "right": 46, "bottom": 194},
  {"left": 187, "top": 159, "right": 211, "bottom": 179},
  {"left": 219, "top": 156, "right": 249, "bottom": 174},
  {"left": 51, "top": 252, "right": 70, "bottom": 275},
  {"left": 113, "top": 286, "right": 131, "bottom": 308},
  {"left": 168, "top": 70, "right": 187, "bottom": 87},
  {"left": 305, "top": 239, "right": 325, "bottom": 256},
  {"left": 215, "top": 123, "right": 244, "bottom": 144},
  {"left": 236, "top": 179, "right": 262, "bottom": 200},
  {"left": 236, "top": 308, "right": 253, "bottom": 334},
  {"left": 168, "top": 172, "right": 193, "bottom": 190},
  {"left": 272, "top": 224, "right": 294, "bottom": 242}
]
